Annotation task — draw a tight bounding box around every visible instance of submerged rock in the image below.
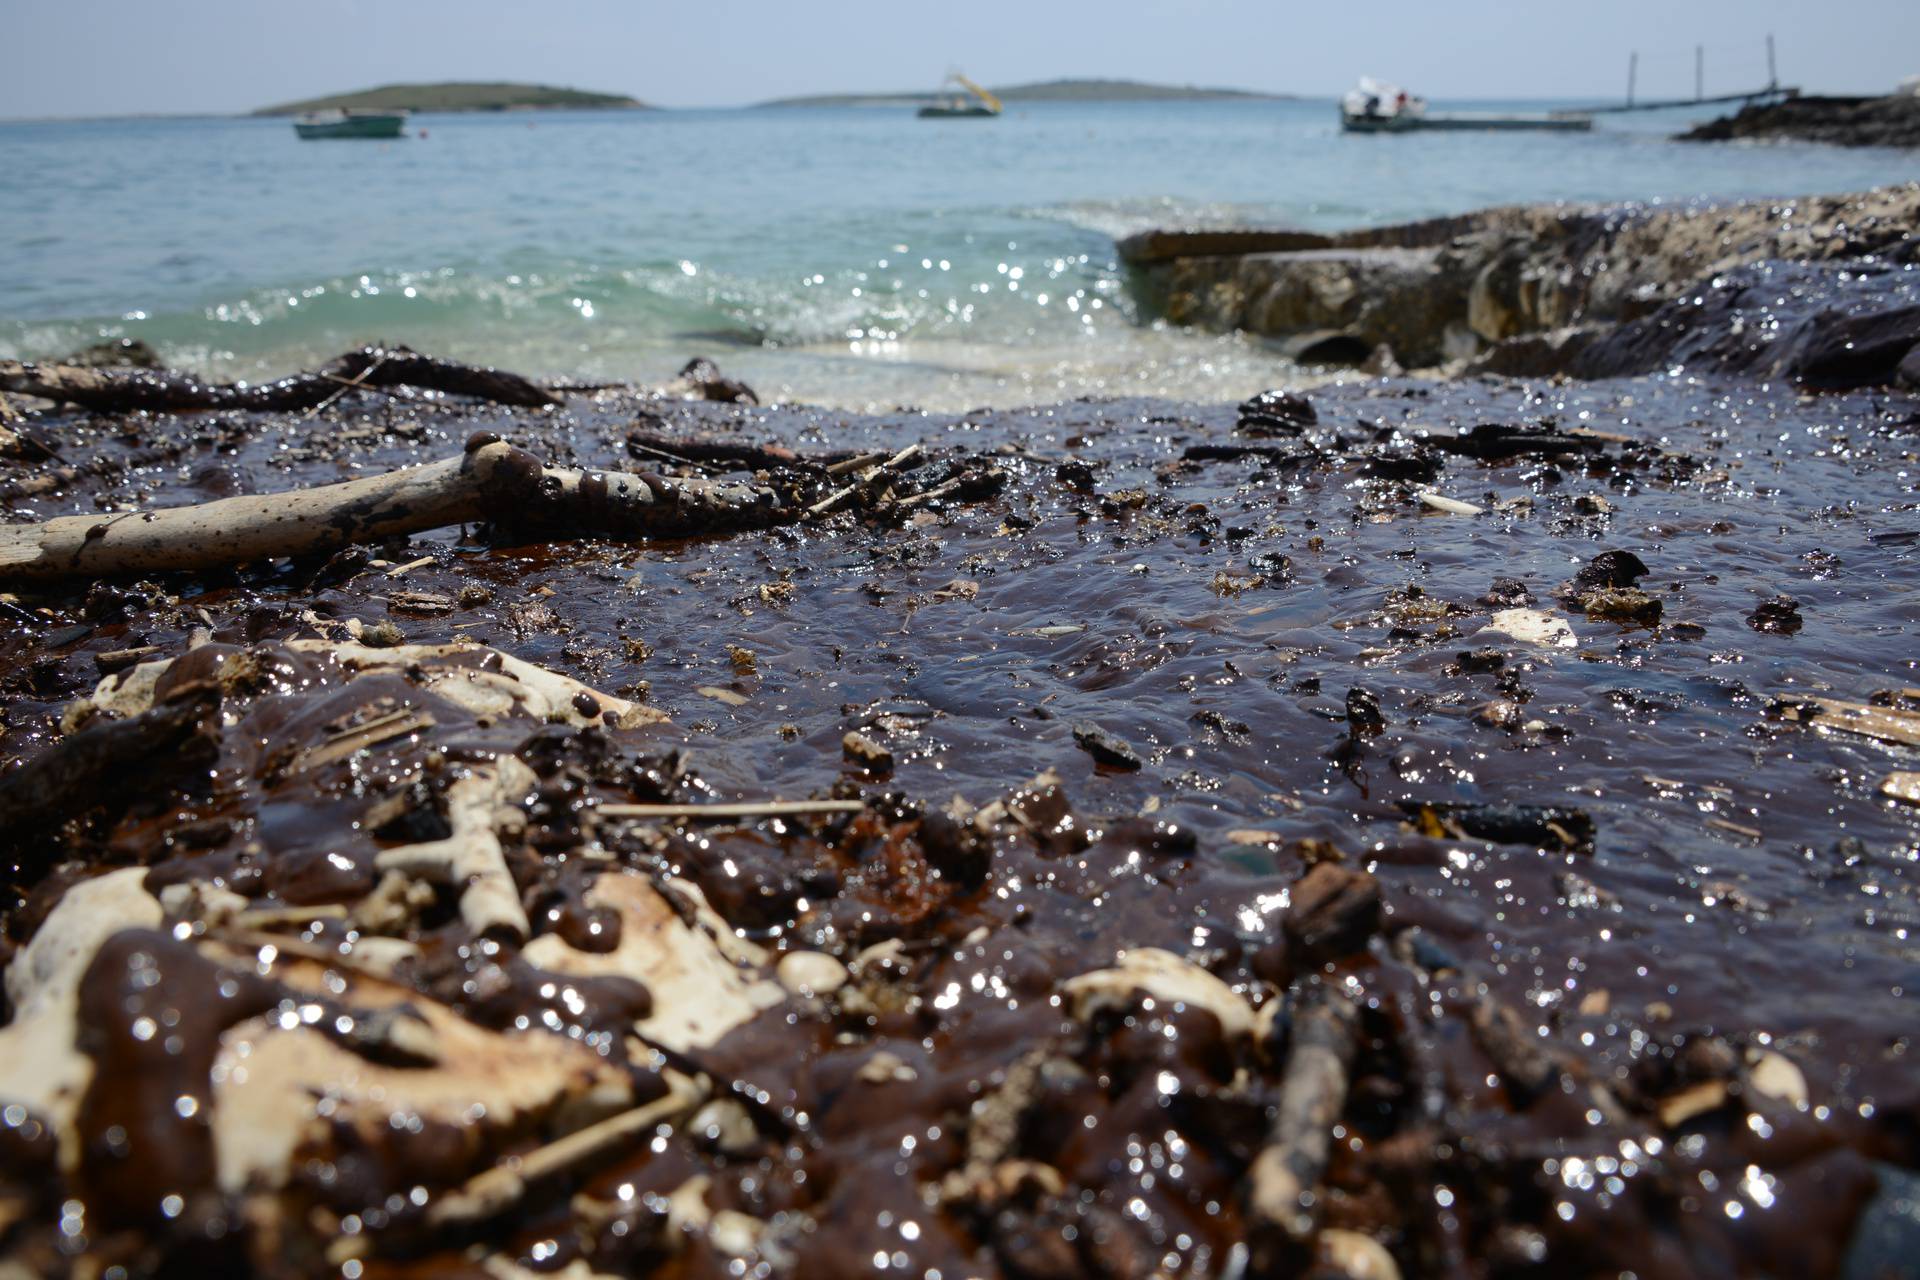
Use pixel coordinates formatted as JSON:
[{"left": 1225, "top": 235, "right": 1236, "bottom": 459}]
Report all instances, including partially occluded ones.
[
  {"left": 1571, "top": 260, "right": 1920, "bottom": 387},
  {"left": 1285, "top": 863, "right": 1383, "bottom": 963},
  {"left": 59, "top": 338, "right": 163, "bottom": 369},
  {"left": 1071, "top": 721, "right": 1143, "bottom": 770},
  {"left": 1748, "top": 594, "right": 1805, "bottom": 634},
  {"left": 1236, "top": 388, "right": 1318, "bottom": 435},
  {"left": 1577, "top": 587, "right": 1663, "bottom": 625}
]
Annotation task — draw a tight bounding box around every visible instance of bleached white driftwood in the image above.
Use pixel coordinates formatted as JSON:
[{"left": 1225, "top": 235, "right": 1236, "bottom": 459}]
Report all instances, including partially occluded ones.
[
  {"left": 376, "top": 755, "right": 537, "bottom": 940},
  {"left": 0, "top": 439, "right": 781, "bottom": 583}
]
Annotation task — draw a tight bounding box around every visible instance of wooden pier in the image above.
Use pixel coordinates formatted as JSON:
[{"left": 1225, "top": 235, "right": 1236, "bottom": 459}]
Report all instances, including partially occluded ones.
[{"left": 1583, "top": 33, "right": 1795, "bottom": 115}]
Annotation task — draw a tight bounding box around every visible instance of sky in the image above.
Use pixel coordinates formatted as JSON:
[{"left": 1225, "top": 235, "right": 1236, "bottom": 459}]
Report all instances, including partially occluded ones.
[{"left": 3, "top": 0, "right": 1916, "bottom": 118}]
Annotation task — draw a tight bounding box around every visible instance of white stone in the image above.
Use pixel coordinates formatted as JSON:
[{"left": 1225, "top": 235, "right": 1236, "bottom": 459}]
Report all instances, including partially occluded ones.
[
  {"left": 776, "top": 950, "right": 849, "bottom": 998},
  {"left": 1483, "top": 607, "right": 1577, "bottom": 649}
]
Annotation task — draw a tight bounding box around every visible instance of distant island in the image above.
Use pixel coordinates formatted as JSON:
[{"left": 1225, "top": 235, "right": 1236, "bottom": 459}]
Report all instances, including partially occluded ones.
[
  {"left": 758, "top": 78, "right": 1290, "bottom": 109},
  {"left": 253, "top": 82, "right": 651, "bottom": 116}
]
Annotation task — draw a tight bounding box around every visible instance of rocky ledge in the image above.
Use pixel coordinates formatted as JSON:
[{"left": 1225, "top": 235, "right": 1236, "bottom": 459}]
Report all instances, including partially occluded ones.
[
  {"left": 1678, "top": 92, "right": 1920, "bottom": 150},
  {"left": 1120, "top": 185, "right": 1920, "bottom": 382}
]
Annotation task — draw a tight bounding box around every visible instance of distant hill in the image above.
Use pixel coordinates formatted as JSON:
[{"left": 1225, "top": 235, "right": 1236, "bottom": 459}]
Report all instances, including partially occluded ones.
[
  {"left": 998, "top": 78, "right": 1289, "bottom": 102},
  {"left": 253, "top": 82, "right": 651, "bottom": 116},
  {"left": 759, "top": 78, "right": 1289, "bottom": 108}
]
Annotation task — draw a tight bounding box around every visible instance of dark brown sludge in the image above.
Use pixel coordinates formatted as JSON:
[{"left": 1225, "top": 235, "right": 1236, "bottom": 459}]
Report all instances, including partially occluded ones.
[{"left": 0, "top": 362, "right": 1915, "bottom": 1279}]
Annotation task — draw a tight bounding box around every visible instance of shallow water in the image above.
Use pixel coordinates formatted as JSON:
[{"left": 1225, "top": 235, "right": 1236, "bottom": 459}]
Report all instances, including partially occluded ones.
[{"left": 2, "top": 100, "right": 1916, "bottom": 408}]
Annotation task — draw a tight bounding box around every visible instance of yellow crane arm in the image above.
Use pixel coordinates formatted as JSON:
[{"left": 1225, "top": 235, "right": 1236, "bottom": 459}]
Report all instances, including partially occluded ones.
[{"left": 953, "top": 74, "right": 1002, "bottom": 113}]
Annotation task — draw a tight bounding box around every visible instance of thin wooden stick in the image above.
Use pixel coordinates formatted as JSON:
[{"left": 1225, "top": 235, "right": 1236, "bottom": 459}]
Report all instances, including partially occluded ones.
[
  {"left": 807, "top": 444, "right": 923, "bottom": 517},
  {"left": 824, "top": 449, "right": 890, "bottom": 477},
  {"left": 626, "top": 431, "right": 804, "bottom": 473},
  {"left": 889, "top": 475, "right": 967, "bottom": 510},
  {"left": 626, "top": 439, "right": 720, "bottom": 472},
  {"left": 426, "top": 1072, "right": 707, "bottom": 1226},
  {"left": 303, "top": 354, "right": 390, "bottom": 418}
]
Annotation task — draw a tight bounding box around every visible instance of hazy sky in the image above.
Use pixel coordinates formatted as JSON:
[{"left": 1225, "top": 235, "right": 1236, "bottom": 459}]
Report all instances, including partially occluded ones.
[{"left": 4, "top": 0, "right": 1916, "bottom": 118}]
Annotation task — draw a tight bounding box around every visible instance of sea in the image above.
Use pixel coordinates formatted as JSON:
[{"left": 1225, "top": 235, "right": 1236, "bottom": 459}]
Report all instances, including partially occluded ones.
[{"left": 3, "top": 99, "right": 1915, "bottom": 410}]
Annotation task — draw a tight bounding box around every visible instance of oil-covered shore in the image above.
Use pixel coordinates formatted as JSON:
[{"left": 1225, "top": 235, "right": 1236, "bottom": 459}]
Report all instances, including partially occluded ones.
[{"left": 0, "top": 196, "right": 1916, "bottom": 1279}]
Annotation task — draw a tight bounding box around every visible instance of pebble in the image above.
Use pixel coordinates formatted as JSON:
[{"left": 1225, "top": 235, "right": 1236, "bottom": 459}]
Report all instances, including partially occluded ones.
[
  {"left": 1236, "top": 389, "right": 1317, "bottom": 435},
  {"left": 1882, "top": 772, "right": 1920, "bottom": 805},
  {"left": 842, "top": 730, "right": 894, "bottom": 773},
  {"left": 776, "top": 950, "right": 850, "bottom": 998},
  {"left": 1416, "top": 489, "right": 1483, "bottom": 516},
  {"left": 1284, "top": 863, "right": 1383, "bottom": 963},
  {"left": 857, "top": 1049, "right": 920, "bottom": 1084},
  {"left": 1482, "top": 576, "right": 1535, "bottom": 607},
  {"left": 1577, "top": 587, "right": 1663, "bottom": 624},
  {"left": 360, "top": 620, "right": 405, "bottom": 647},
  {"left": 1658, "top": 1079, "right": 1729, "bottom": 1128},
  {"left": 1483, "top": 607, "right": 1577, "bottom": 649},
  {"left": 1318, "top": 1228, "right": 1404, "bottom": 1280},
  {"left": 1571, "top": 549, "right": 1650, "bottom": 591},
  {"left": 1455, "top": 648, "right": 1505, "bottom": 673},
  {"left": 1071, "top": 721, "right": 1142, "bottom": 770},
  {"left": 1745, "top": 1048, "right": 1810, "bottom": 1109},
  {"left": 689, "top": 1099, "right": 760, "bottom": 1156},
  {"left": 1747, "top": 594, "right": 1804, "bottom": 634}
]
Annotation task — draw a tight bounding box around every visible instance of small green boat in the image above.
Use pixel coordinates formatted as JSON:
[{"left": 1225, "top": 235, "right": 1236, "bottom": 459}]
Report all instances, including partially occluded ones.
[
  {"left": 918, "top": 73, "right": 1001, "bottom": 119},
  {"left": 293, "top": 109, "right": 409, "bottom": 140}
]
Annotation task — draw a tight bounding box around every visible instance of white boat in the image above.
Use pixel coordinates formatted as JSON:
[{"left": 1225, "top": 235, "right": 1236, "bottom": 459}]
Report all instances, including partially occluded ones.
[
  {"left": 293, "top": 109, "right": 409, "bottom": 140},
  {"left": 1339, "top": 77, "right": 1592, "bottom": 133},
  {"left": 1340, "top": 78, "right": 1427, "bottom": 131}
]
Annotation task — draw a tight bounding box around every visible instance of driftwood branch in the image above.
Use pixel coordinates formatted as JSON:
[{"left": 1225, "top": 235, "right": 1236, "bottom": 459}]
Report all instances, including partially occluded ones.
[
  {"left": 0, "top": 438, "right": 784, "bottom": 583},
  {"left": 0, "top": 346, "right": 560, "bottom": 414}
]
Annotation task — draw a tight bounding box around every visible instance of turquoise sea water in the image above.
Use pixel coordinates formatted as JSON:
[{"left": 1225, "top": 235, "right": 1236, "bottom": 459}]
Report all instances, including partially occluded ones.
[{"left": 2, "top": 99, "right": 1915, "bottom": 408}]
